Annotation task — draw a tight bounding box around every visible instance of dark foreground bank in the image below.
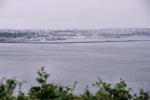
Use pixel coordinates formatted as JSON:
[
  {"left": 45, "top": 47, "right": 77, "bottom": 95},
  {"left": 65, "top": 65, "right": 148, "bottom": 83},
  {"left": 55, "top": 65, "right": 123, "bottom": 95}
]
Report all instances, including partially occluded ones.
[{"left": 0, "top": 67, "right": 149, "bottom": 100}]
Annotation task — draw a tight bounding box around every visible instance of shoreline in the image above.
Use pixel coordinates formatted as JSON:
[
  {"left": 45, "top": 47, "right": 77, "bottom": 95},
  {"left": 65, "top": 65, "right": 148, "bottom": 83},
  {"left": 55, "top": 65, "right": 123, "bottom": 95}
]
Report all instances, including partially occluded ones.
[{"left": 0, "top": 39, "right": 150, "bottom": 44}]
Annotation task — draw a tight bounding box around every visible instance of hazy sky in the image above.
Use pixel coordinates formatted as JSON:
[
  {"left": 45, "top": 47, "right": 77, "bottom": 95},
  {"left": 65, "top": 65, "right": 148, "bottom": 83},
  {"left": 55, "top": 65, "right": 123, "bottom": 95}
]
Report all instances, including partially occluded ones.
[{"left": 0, "top": 0, "right": 150, "bottom": 29}]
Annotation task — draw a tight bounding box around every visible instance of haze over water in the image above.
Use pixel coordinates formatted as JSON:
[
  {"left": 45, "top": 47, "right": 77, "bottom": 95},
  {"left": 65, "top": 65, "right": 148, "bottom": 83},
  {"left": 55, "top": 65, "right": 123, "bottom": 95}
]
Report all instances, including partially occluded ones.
[
  {"left": 0, "top": 0, "right": 150, "bottom": 94},
  {"left": 0, "top": 0, "right": 150, "bottom": 29}
]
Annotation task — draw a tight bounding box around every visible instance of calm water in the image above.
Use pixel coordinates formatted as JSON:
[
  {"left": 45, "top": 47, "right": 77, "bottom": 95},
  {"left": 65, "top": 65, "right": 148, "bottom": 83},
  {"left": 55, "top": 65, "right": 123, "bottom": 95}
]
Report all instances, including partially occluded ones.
[{"left": 0, "top": 41, "right": 150, "bottom": 93}]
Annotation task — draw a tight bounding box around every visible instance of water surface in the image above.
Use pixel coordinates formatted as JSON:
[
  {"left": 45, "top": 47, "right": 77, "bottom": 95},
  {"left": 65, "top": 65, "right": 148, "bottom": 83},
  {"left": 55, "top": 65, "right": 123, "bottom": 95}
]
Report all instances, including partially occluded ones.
[{"left": 0, "top": 41, "right": 150, "bottom": 93}]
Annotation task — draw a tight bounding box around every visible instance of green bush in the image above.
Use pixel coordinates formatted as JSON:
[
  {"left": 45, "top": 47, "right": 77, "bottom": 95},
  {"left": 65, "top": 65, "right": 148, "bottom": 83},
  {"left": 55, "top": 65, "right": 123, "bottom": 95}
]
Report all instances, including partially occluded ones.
[{"left": 0, "top": 67, "right": 149, "bottom": 100}]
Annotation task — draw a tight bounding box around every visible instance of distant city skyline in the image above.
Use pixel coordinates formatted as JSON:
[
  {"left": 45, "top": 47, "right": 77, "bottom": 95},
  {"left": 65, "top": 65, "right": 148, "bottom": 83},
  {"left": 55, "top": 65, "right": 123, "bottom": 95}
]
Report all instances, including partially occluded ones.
[{"left": 0, "top": 0, "right": 150, "bottom": 29}]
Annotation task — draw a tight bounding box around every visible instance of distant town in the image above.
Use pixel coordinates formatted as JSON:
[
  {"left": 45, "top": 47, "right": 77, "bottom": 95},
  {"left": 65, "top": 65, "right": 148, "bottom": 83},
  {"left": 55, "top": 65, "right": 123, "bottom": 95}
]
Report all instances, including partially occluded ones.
[{"left": 0, "top": 28, "right": 150, "bottom": 42}]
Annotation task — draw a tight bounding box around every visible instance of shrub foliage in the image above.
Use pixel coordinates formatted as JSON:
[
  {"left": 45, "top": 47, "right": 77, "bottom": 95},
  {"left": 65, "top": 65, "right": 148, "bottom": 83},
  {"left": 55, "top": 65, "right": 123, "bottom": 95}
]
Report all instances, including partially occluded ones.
[{"left": 0, "top": 67, "right": 149, "bottom": 100}]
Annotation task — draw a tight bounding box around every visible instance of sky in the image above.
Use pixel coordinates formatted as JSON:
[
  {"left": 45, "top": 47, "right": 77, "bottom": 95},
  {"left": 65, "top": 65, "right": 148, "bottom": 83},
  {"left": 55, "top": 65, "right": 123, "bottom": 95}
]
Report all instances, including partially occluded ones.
[{"left": 0, "top": 0, "right": 150, "bottom": 29}]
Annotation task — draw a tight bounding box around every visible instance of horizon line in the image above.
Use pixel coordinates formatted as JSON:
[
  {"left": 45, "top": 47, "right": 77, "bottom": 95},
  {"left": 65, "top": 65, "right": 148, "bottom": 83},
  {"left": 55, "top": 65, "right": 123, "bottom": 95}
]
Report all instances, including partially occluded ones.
[{"left": 0, "top": 27, "right": 150, "bottom": 31}]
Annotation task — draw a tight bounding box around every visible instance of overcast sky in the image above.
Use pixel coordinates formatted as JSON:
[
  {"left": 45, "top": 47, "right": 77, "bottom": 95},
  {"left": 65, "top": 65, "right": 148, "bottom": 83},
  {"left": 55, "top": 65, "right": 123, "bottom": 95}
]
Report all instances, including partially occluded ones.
[{"left": 0, "top": 0, "right": 150, "bottom": 29}]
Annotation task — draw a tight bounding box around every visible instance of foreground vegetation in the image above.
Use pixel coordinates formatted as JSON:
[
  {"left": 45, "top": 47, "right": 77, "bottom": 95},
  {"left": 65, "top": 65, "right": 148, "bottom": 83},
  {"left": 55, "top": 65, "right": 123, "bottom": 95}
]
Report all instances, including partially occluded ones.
[{"left": 0, "top": 67, "right": 149, "bottom": 100}]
